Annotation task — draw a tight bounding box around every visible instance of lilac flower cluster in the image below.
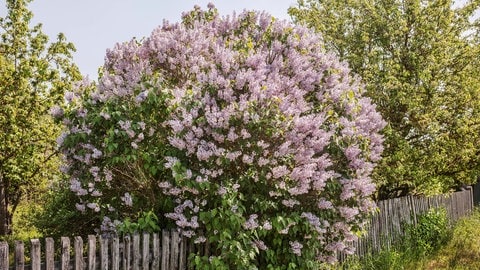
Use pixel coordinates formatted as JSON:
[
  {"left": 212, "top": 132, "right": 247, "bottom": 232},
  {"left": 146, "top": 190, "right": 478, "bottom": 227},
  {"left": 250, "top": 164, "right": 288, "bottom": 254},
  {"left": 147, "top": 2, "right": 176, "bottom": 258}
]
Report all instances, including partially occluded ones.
[{"left": 58, "top": 5, "right": 385, "bottom": 265}]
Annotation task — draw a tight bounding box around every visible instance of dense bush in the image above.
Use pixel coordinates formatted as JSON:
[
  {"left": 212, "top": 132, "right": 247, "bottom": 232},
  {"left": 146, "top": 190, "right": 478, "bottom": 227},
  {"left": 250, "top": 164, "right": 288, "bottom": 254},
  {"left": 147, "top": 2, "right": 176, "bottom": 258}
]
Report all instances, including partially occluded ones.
[
  {"left": 32, "top": 179, "right": 101, "bottom": 239},
  {"left": 404, "top": 207, "right": 450, "bottom": 257},
  {"left": 57, "top": 5, "right": 385, "bottom": 268}
]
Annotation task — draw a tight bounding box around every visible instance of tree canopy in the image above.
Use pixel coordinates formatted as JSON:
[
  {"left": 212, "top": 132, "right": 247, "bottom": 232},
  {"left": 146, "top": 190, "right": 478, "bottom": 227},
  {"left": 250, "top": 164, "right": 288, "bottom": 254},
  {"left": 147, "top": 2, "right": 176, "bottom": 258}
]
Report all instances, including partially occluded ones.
[
  {"left": 290, "top": 0, "right": 480, "bottom": 199},
  {"left": 0, "top": 0, "right": 81, "bottom": 235}
]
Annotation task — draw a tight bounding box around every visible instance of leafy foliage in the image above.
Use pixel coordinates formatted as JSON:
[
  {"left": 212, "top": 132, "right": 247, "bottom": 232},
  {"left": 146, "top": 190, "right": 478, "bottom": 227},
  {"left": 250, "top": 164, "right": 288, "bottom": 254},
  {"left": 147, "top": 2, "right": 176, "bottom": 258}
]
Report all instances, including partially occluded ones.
[
  {"left": 340, "top": 207, "right": 451, "bottom": 270},
  {"left": 404, "top": 207, "right": 451, "bottom": 257},
  {"left": 0, "top": 0, "right": 81, "bottom": 235},
  {"left": 59, "top": 5, "right": 385, "bottom": 268},
  {"left": 290, "top": 0, "right": 480, "bottom": 198},
  {"left": 32, "top": 180, "right": 100, "bottom": 239},
  {"left": 116, "top": 210, "right": 161, "bottom": 235}
]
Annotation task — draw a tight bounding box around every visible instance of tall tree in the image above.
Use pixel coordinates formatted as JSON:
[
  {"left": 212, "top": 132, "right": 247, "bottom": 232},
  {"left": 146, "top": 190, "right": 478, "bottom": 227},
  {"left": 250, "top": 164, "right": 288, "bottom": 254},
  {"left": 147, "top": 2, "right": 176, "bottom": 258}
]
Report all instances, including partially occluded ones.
[
  {"left": 290, "top": 0, "right": 480, "bottom": 199},
  {"left": 0, "top": 0, "right": 81, "bottom": 235}
]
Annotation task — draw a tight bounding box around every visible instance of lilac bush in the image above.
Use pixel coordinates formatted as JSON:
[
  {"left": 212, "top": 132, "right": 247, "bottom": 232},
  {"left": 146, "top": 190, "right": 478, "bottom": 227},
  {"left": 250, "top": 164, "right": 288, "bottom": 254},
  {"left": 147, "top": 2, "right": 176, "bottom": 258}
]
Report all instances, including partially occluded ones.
[{"left": 58, "top": 5, "right": 385, "bottom": 268}]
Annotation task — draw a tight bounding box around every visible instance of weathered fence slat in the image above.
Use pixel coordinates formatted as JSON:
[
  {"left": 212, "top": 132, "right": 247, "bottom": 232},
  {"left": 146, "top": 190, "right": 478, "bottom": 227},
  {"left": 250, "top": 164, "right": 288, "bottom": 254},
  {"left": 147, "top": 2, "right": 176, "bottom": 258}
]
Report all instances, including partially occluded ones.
[
  {"left": 100, "top": 236, "right": 109, "bottom": 270},
  {"left": 179, "top": 235, "right": 187, "bottom": 270},
  {"left": 0, "top": 242, "right": 8, "bottom": 269},
  {"left": 75, "top": 236, "right": 84, "bottom": 270},
  {"left": 46, "top": 237, "right": 55, "bottom": 270},
  {"left": 61, "top": 237, "right": 70, "bottom": 270},
  {"left": 15, "top": 241, "right": 24, "bottom": 270},
  {"left": 88, "top": 235, "right": 96, "bottom": 270},
  {"left": 409, "top": 195, "right": 417, "bottom": 226},
  {"left": 112, "top": 236, "right": 120, "bottom": 270},
  {"left": 123, "top": 235, "right": 131, "bottom": 270},
  {"left": 31, "top": 239, "right": 41, "bottom": 270},
  {"left": 142, "top": 232, "right": 150, "bottom": 269},
  {"left": 152, "top": 233, "right": 160, "bottom": 270},
  {"left": 171, "top": 230, "right": 180, "bottom": 270},
  {"left": 133, "top": 233, "right": 141, "bottom": 270},
  {"left": 161, "top": 230, "right": 170, "bottom": 270}
]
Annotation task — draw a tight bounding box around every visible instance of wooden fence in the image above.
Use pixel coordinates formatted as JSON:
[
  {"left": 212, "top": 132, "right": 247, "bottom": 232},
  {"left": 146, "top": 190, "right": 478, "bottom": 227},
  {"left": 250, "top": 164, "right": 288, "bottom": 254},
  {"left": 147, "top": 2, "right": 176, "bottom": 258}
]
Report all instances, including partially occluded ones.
[
  {"left": 0, "top": 230, "right": 200, "bottom": 270},
  {"left": 0, "top": 188, "right": 474, "bottom": 269},
  {"left": 349, "top": 188, "right": 474, "bottom": 257}
]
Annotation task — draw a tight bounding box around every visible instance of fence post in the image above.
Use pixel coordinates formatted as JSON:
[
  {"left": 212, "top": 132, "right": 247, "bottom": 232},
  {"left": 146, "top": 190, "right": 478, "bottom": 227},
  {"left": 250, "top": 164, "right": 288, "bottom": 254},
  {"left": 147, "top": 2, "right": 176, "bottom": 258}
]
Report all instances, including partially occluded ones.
[
  {"left": 161, "top": 230, "right": 170, "bottom": 270},
  {"left": 46, "top": 238, "right": 55, "bottom": 270},
  {"left": 15, "top": 241, "right": 24, "bottom": 270},
  {"left": 152, "top": 233, "right": 160, "bottom": 270},
  {"left": 0, "top": 242, "right": 8, "bottom": 269},
  {"left": 123, "top": 235, "right": 131, "bottom": 270},
  {"left": 31, "top": 239, "right": 41, "bottom": 270},
  {"left": 179, "top": 235, "right": 187, "bottom": 269},
  {"left": 75, "top": 236, "right": 84, "bottom": 270},
  {"left": 112, "top": 236, "right": 120, "bottom": 270},
  {"left": 88, "top": 235, "right": 96, "bottom": 270},
  {"left": 142, "top": 233, "right": 150, "bottom": 269},
  {"left": 409, "top": 195, "right": 417, "bottom": 226},
  {"left": 100, "top": 236, "right": 109, "bottom": 270},
  {"left": 170, "top": 229, "right": 180, "bottom": 269},
  {"left": 61, "top": 237, "right": 70, "bottom": 270},
  {"left": 133, "top": 233, "right": 141, "bottom": 270}
]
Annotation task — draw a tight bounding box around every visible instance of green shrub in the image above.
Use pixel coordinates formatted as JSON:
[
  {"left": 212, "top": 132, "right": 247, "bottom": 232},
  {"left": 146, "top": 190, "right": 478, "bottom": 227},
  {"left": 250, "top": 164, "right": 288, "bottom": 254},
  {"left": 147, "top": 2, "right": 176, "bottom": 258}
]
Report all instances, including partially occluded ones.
[
  {"left": 404, "top": 207, "right": 451, "bottom": 257},
  {"left": 32, "top": 181, "right": 100, "bottom": 239},
  {"left": 117, "top": 210, "right": 161, "bottom": 235}
]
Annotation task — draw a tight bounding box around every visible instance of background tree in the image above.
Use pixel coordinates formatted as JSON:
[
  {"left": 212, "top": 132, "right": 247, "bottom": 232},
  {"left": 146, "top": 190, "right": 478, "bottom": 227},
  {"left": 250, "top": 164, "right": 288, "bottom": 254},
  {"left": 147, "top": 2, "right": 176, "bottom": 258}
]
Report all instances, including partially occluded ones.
[
  {"left": 290, "top": 0, "right": 480, "bottom": 199},
  {"left": 0, "top": 0, "right": 81, "bottom": 236}
]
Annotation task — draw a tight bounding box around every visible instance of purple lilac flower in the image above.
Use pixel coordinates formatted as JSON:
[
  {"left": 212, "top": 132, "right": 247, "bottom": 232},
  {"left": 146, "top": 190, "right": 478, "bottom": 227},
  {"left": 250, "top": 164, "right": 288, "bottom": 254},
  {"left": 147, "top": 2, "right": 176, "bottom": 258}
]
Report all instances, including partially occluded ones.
[
  {"left": 252, "top": 240, "right": 268, "bottom": 251},
  {"left": 121, "top": 192, "right": 133, "bottom": 207},
  {"left": 290, "top": 241, "right": 303, "bottom": 256},
  {"left": 243, "top": 214, "right": 259, "bottom": 230},
  {"left": 49, "top": 105, "right": 64, "bottom": 118}
]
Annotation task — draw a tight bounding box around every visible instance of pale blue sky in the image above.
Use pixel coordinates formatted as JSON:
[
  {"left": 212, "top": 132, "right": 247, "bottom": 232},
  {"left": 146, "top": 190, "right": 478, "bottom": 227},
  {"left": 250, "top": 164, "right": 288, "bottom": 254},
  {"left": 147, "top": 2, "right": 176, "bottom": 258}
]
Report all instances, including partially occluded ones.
[{"left": 1, "top": 1, "right": 296, "bottom": 79}]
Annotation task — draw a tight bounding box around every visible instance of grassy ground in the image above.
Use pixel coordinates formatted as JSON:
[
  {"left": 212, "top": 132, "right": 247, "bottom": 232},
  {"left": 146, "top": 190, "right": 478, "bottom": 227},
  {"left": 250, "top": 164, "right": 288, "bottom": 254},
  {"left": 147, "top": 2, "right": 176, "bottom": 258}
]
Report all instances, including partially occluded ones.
[
  {"left": 419, "top": 208, "right": 480, "bottom": 270},
  {"left": 337, "top": 208, "right": 480, "bottom": 270}
]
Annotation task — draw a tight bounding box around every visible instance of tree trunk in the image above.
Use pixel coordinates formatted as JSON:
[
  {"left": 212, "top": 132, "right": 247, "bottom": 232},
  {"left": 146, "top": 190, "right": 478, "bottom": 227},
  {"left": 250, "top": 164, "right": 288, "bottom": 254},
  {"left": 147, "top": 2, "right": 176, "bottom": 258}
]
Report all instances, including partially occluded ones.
[{"left": 0, "top": 174, "right": 11, "bottom": 236}]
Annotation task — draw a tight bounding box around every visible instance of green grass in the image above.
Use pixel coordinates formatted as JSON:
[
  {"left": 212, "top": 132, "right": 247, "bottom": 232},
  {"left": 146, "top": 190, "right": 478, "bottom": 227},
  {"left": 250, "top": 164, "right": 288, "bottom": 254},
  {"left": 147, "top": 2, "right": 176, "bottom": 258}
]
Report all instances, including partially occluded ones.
[{"left": 418, "top": 208, "right": 480, "bottom": 269}]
